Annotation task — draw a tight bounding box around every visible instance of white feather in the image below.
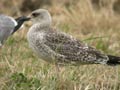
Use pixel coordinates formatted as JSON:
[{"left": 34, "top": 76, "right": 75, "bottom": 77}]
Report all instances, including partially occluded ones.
[{"left": 8, "top": 16, "right": 18, "bottom": 26}]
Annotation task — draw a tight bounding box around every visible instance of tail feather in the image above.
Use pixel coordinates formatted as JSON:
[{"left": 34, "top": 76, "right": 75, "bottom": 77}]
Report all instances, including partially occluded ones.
[{"left": 107, "top": 55, "right": 120, "bottom": 65}]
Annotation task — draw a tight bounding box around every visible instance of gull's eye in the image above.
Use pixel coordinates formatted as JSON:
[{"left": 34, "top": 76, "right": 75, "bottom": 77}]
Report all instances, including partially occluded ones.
[{"left": 32, "top": 13, "right": 40, "bottom": 17}]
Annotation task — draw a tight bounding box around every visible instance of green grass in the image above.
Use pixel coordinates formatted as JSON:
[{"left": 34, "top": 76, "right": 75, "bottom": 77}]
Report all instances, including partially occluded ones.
[{"left": 1, "top": 0, "right": 120, "bottom": 90}]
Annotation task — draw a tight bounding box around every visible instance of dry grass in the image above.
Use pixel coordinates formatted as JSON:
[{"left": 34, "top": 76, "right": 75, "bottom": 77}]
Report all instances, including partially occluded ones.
[{"left": 0, "top": 0, "right": 120, "bottom": 90}]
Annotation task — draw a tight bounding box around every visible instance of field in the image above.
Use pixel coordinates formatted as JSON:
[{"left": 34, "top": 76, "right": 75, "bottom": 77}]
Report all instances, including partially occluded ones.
[{"left": 0, "top": 0, "right": 120, "bottom": 90}]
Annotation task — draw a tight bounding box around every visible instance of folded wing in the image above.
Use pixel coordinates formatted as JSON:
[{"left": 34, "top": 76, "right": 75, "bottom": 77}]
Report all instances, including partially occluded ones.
[
  {"left": 0, "top": 14, "right": 16, "bottom": 45},
  {"left": 44, "top": 28, "right": 108, "bottom": 65}
]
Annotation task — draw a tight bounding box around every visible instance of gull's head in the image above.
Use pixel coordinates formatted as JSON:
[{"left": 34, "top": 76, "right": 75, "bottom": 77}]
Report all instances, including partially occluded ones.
[{"left": 29, "top": 9, "right": 52, "bottom": 25}]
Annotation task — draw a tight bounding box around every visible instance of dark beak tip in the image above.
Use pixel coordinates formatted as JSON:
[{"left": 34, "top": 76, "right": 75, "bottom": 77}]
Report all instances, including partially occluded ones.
[
  {"left": 15, "top": 16, "right": 31, "bottom": 21},
  {"left": 25, "top": 17, "right": 31, "bottom": 21},
  {"left": 22, "top": 16, "right": 31, "bottom": 21}
]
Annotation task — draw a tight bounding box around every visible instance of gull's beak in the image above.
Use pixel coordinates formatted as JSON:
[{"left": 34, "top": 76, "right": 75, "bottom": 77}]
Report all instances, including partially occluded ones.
[
  {"left": 24, "top": 16, "right": 31, "bottom": 21},
  {"left": 15, "top": 16, "right": 31, "bottom": 22}
]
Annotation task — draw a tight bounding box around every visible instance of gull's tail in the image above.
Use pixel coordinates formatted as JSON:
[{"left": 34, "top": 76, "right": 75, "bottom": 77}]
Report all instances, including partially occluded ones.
[{"left": 107, "top": 55, "right": 120, "bottom": 65}]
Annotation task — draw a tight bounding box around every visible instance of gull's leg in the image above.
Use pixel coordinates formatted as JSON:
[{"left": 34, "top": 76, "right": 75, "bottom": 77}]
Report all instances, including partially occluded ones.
[
  {"left": 0, "top": 41, "right": 2, "bottom": 47},
  {"left": 54, "top": 62, "right": 61, "bottom": 78},
  {"left": 0, "top": 47, "right": 2, "bottom": 56},
  {"left": 55, "top": 62, "right": 60, "bottom": 72},
  {"left": 0, "top": 41, "right": 2, "bottom": 57}
]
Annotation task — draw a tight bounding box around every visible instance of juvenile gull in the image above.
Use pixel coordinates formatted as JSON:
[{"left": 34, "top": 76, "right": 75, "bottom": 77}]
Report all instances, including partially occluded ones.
[
  {"left": 27, "top": 9, "right": 120, "bottom": 65},
  {"left": 0, "top": 14, "right": 30, "bottom": 46}
]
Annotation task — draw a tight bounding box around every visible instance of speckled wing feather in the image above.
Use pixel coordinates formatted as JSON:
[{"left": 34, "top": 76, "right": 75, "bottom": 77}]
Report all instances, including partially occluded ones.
[{"left": 44, "top": 28, "right": 108, "bottom": 65}]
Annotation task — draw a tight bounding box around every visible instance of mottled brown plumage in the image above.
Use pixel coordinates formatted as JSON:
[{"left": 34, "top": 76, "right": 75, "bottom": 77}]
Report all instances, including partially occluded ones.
[
  {"left": 27, "top": 9, "right": 120, "bottom": 66},
  {"left": 43, "top": 28, "right": 108, "bottom": 65}
]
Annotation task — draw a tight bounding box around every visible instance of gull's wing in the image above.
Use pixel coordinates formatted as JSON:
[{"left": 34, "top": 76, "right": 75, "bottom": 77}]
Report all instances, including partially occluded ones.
[
  {"left": 0, "top": 14, "right": 17, "bottom": 45},
  {"left": 44, "top": 28, "right": 108, "bottom": 65}
]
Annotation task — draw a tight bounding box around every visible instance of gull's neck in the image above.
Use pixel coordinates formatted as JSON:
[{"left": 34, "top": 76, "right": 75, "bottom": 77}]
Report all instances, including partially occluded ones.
[{"left": 32, "top": 21, "right": 51, "bottom": 31}]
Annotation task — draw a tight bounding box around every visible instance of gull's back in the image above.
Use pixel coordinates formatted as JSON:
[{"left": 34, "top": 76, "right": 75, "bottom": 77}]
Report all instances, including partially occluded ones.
[{"left": 0, "top": 14, "right": 17, "bottom": 45}]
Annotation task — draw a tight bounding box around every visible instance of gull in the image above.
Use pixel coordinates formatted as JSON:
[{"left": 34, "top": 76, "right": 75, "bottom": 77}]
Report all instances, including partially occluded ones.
[
  {"left": 27, "top": 9, "right": 120, "bottom": 66},
  {"left": 0, "top": 14, "right": 30, "bottom": 46}
]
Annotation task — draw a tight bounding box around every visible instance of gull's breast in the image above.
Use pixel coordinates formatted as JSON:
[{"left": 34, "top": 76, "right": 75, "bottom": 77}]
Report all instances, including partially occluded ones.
[{"left": 27, "top": 29, "right": 48, "bottom": 58}]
